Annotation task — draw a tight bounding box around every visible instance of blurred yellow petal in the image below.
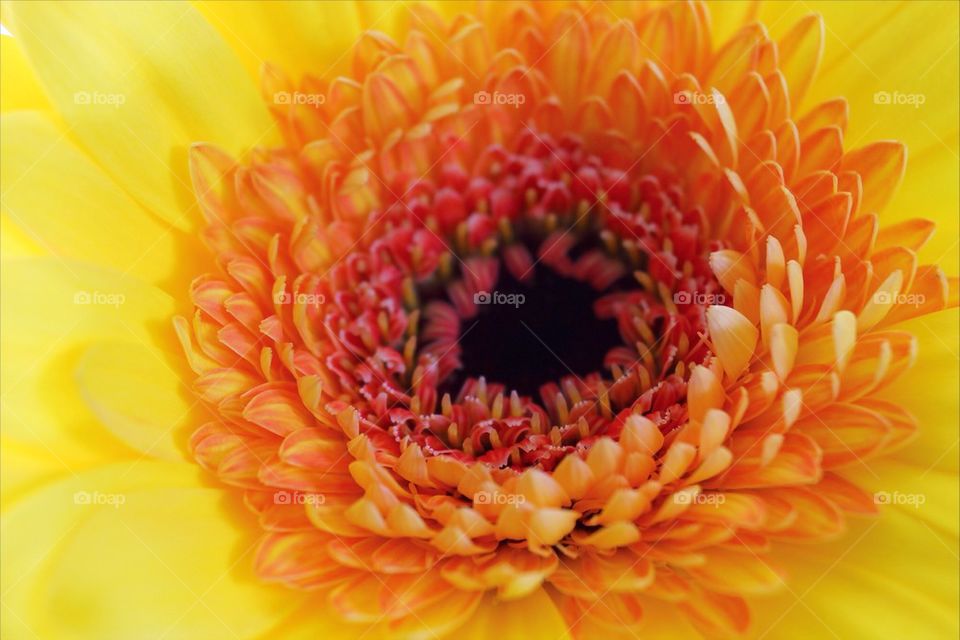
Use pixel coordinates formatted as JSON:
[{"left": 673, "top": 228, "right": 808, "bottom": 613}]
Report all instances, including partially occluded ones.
[
  {"left": 870, "top": 462, "right": 958, "bottom": 536},
  {"left": 254, "top": 598, "right": 364, "bottom": 640},
  {"left": 2, "top": 464, "right": 300, "bottom": 639},
  {"left": 0, "top": 213, "right": 43, "bottom": 258},
  {"left": 0, "top": 437, "right": 67, "bottom": 507},
  {"left": 1, "top": 111, "right": 206, "bottom": 287},
  {"left": 756, "top": 509, "right": 958, "bottom": 639},
  {"left": 76, "top": 341, "right": 196, "bottom": 462},
  {"left": 5, "top": 0, "right": 276, "bottom": 231},
  {"left": 0, "top": 31, "right": 50, "bottom": 112},
  {"left": 707, "top": 1, "right": 761, "bottom": 44},
  {"left": 1, "top": 260, "right": 178, "bottom": 479},
  {"left": 881, "top": 310, "right": 960, "bottom": 474},
  {"left": 1, "top": 461, "right": 201, "bottom": 636},
  {"left": 193, "top": 0, "right": 466, "bottom": 82},
  {"left": 194, "top": 0, "right": 365, "bottom": 80},
  {"left": 459, "top": 589, "right": 571, "bottom": 640},
  {"left": 895, "top": 147, "right": 960, "bottom": 273}
]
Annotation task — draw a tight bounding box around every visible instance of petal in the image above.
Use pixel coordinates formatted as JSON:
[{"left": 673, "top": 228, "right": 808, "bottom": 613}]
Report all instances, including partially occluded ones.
[
  {"left": 75, "top": 341, "right": 196, "bottom": 461},
  {"left": 707, "top": 305, "right": 759, "bottom": 380},
  {"left": 0, "top": 111, "right": 207, "bottom": 288},
  {"left": 689, "top": 549, "right": 785, "bottom": 595},
  {"left": 0, "top": 213, "right": 43, "bottom": 258},
  {"left": 874, "top": 310, "right": 959, "bottom": 473},
  {"left": 761, "top": 1, "right": 958, "bottom": 276},
  {"left": 1, "top": 260, "right": 179, "bottom": 482},
  {"left": 250, "top": 596, "right": 373, "bottom": 640},
  {"left": 195, "top": 1, "right": 370, "bottom": 80},
  {"left": 5, "top": 1, "right": 275, "bottom": 231},
  {"left": 0, "top": 436, "right": 69, "bottom": 507},
  {"left": 841, "top": 141, "right": 906, "bottom": 215},
  {"left": 47, "top": 486, "right": 297, "bottom": 638},
  {"left": 1, "top": 462, "right": 300, "bottom": 639},
  {"left": 459, "top": 589, "right": 571, "bottom": 640},
  {"left": 755, "top": 510, "right": 958, "bottom": 638},
  {"left": 0, "top": 30, "right": 51, "bottom": 112}
]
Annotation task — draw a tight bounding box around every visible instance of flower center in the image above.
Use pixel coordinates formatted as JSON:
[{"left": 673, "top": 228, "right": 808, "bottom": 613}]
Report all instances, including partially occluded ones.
[
  {"left": 450, "top": 263, "right": 621, "bottom": 397},
  {"left": 313, "top": 129, "right": 725, "bottom": 470}
]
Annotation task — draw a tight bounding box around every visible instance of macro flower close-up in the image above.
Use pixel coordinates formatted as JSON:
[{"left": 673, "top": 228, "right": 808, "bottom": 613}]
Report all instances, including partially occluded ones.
[{"left": 1, "top": 1, "right": 958, "bottom": 638}]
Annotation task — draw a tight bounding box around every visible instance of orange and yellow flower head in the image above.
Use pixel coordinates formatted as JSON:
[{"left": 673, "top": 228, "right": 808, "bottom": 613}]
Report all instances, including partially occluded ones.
[{"left": 1, "top": 1, "right": 958, "bottom": 639}]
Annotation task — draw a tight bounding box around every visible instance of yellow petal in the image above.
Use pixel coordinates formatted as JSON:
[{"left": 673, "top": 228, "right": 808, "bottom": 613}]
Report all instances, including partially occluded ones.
[
  {"left": 1, "top": 260, "right": 177, "bottom": 480},
  {"left": 0, "top": 30, "right": 51, "bottom": 112},
  {"left": 770, "top": 322, "right": 799, "bottom": 380},
  {"left": 3, "top": 466, "right": 299, "bottom": 639},
  {"left": 5, "top": 1, "right": 275, "bottom": 231},
  {"left": 1, "top": 111, "right": 205, "bottom": 287},
  {"left": 75, "top": 341, "right": 196, "bottom": 461},
  {"left": 858, "top": 269, "right": 903, "bottom": 331},
  {"left": 777, "top": 13, "right": 824, "bottom": 109},
  {"left": 754, "top": 510, "right": 958, "bottom": 638},
  {"left": 691, "top": 549, "right": 785, "bottom": 595},
  {"left": 0, "top": 213, "right": 43, "bottom": 258},
  {"left": 458, "top": 589, "right": 571, "bottom": 640},
  {"left": 251, "top": 597, "right": 365, "bottom": 640},
  {"left": 0, "top": 436, "right": 68, "bottom": 508},
  {"left": 194, "top": 0, "right": 368, "bottom": 80},
  {"left": 874, "top": 309, "right": 959, "bottom": 473}
]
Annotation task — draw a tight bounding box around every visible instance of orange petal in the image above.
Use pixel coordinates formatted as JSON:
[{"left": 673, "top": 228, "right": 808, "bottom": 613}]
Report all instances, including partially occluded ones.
[{"left": 707, "top": 305, "right": 759, "bottom": 380}]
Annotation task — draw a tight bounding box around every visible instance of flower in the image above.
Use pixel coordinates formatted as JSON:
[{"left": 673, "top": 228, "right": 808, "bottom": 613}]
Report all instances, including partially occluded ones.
[{"left": 1, "top": 1, "right": 957, "bottom": 639}]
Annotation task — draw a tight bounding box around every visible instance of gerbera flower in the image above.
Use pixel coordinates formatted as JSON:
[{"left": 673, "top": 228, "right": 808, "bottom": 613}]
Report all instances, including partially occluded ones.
[{"left": 2, "top": 1, "right": 957, "bottom": 638}]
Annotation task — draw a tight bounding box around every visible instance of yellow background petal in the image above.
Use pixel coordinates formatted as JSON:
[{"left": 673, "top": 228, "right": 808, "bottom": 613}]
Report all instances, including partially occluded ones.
[
  {"left": 459, "top": 590, "right": 571, "bottom": 640},
  {"left": 0, "top": 260, "right": 183, "bottom": 504},
  {"left": 194, "top": 0, "right": 365, "bottom": 80},
  {"left": 1, "top": 111, "right": 208, "bottom": 289},
  {"left": 76, "top": 341, "right": 198, "bottom": 462},
  {"left": 0, "top": 3, "right": 955, "bottom": 639},
  {"left": 0, "top": 213, "right": 43, "bottom": 259},
  {"left": 882, "top": 310, "right": 960, "bottom": 475},
  {"left": 756, "top": 509, "right": 958, "bottom": 639},
  {"left": 5, "top": 0, "right": 277, "bottom": 232},
  {"left": 2, "top": 464, "right": 300, "bottom": 639},
  {"left": 0, "top": 31, "right": 50, "bottom": 112},
  {"left": 193, "top": 0, "right": 466, "bottom": 82}
]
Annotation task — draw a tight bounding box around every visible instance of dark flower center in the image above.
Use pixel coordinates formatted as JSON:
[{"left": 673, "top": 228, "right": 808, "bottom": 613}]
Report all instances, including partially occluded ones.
[{"left": 446, "top": 259, "right": 623, "bottom": 397}]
